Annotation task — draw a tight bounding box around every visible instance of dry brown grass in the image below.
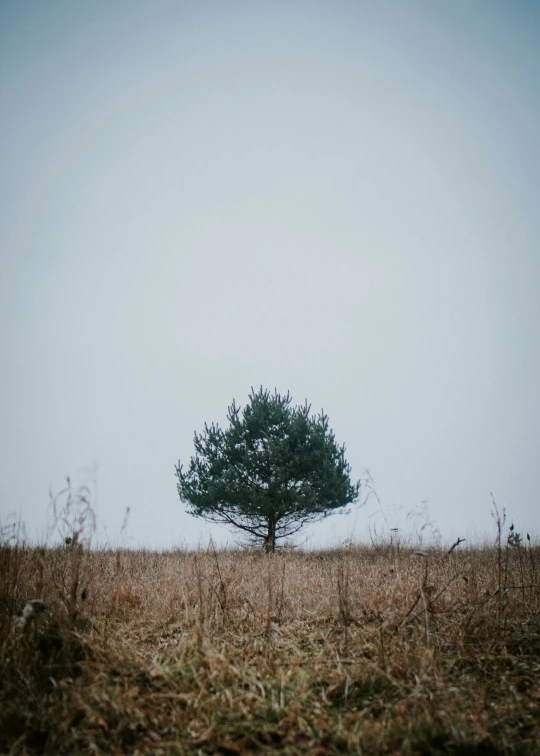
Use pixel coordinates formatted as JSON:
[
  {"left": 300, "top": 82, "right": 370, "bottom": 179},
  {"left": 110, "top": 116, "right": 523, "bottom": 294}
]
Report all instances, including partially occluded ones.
[{"left": 1, "top": 535, "right": 539, "bottom": 755}]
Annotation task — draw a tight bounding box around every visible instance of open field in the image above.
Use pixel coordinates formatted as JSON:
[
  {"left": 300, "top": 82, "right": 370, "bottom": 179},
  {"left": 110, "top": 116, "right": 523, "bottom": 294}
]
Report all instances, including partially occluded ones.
[{"left": 1, "top": 538, "right": 539, "bottom": 755}]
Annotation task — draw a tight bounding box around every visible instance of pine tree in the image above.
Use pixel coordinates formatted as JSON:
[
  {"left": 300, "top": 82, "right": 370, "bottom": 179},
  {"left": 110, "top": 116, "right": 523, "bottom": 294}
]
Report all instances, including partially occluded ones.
[{"left": 175, "top": 388, "right": 360, "bottom": 552}]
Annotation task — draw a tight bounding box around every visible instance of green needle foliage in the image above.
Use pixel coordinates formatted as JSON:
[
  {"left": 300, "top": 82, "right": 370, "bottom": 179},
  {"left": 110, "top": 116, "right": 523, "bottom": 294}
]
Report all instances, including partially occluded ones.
[{"left": 175, "top": 387, "right": 360, "bottom": 552}]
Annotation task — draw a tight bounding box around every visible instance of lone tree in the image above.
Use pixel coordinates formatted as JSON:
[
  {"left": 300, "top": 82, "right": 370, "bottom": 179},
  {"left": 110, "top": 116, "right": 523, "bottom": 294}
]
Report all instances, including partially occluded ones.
[{"left": 175, "top": 388, "right": 360, "bottom": 552}]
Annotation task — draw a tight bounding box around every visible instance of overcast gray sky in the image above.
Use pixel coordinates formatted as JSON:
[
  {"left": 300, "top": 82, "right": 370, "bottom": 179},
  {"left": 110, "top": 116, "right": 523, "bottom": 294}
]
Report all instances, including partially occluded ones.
[{"left": 1, "top": 0, "right": 539, "bottom": 549}]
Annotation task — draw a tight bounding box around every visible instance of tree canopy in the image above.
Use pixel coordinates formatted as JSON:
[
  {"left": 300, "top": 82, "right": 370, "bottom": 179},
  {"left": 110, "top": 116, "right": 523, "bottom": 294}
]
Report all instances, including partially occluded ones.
[{"left": 175, "top": 388, "right": 360, "bottom": 552}]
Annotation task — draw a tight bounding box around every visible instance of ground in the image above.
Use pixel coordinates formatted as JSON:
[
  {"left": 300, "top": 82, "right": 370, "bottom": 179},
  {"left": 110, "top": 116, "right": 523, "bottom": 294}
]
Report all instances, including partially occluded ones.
[{"left": 1, "top": 541, "right": 539, "bottom": 754}]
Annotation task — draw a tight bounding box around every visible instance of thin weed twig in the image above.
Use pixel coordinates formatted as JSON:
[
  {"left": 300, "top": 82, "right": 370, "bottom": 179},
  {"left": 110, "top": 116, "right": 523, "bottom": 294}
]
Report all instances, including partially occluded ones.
[
  {"left": 491, "top": 496, "right": 506, "bottom": 635},
  {"left": 336, "top": 544, "right": 352, "bottom": 655},
  {"left": 447, "top": 537, "right": 466, "bottom": 555},
  {"left": 276, "top": 559, "right": 286, "bottom": 626},
  {"left": 209, "top": 539, "right": 229, "bottom": 626},
  {"left": 193, "top": 554, "right": 206, "bottom": 641},
  {"left": 516, "top": 539, "right": 526, "bottom": 612},
  {"left": 265, "top": 556, "right": 274, "bottom": 641}
]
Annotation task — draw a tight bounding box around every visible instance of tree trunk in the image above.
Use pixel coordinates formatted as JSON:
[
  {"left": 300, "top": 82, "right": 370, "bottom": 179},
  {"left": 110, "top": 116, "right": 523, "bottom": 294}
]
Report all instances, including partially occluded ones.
[{"left": 265, "top": 516, "right": 276, "bottom": 553}]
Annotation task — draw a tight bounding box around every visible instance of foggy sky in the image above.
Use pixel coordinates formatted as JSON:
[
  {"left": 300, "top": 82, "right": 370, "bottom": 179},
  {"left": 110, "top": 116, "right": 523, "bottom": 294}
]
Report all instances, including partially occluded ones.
[{"left": 1, "top": 0, "right": 539, "bottom": 549}]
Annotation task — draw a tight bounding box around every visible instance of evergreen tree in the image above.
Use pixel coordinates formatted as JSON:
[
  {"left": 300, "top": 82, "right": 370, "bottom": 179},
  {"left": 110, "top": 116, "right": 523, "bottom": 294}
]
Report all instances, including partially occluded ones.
[{"left": 175, "top": 388, "right": 360, "bottom": 552}]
